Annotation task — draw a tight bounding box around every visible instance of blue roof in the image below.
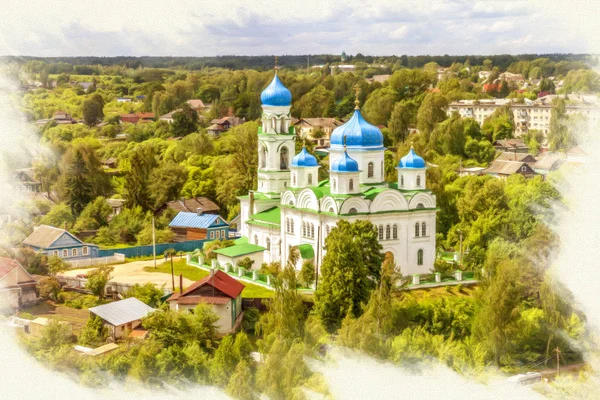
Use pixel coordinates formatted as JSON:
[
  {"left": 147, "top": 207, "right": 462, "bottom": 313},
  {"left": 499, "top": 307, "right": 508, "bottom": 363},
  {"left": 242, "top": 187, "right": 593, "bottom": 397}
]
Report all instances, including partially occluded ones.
[
  {"left": 292, "top": 147, "right": 318, "bottom": 167},
  {"left": 331, "top": 151, "right": 359, "bottom": 172},
  {"left": 398, "top": 147, "right": 426, "bottom": 169},
  {"left": 330, "top": 109, "right": 384, "bottom": 149},
  {"left": 260, "top": 73, "right": 292, "bottom": 106},
  {"left": 169, "top": 212, "right": 228, "bottom": 229}
]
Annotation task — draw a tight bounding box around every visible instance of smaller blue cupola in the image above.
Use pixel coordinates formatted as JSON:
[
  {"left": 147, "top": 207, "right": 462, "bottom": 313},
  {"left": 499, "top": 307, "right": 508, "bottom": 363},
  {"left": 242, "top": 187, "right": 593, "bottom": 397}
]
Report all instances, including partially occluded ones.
[
  {"left": 331, "top": 150, "right": 359, "bottom": 172},
  {"left": 260, "top": 73, "right": 292, "bottom": 107},
  {"left": 398, "top": 146, "right": 426, "bottom": 169},
  {"left": 292, "top": 147, "right": 318, "bottom": 167}
]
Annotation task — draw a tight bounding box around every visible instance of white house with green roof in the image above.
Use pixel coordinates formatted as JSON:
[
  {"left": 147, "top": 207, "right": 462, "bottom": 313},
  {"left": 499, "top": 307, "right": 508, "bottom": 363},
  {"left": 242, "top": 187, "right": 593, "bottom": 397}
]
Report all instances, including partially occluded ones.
[{"left": 237, "top": 71, "right": 437, "bottom": 276}]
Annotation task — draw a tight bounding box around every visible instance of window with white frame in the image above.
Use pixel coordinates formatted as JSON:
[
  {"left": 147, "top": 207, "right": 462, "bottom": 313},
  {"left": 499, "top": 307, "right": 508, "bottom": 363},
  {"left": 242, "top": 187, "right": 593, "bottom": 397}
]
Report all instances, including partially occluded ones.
[
  {"left": 368, "top": 162, "right": 374, "bottom": 178},
  {"left": 421, "top": 222, "right": 427, "bottom": 237},
  {"left": 72, "top": 248, "right": 77, "bottom": 257},
  {"left": 417, "top": 249, "right": 424, "bottom": 265},
  {"left": 415, "top": 222, "right": 420, "bottom": 237},
  {"left": 393, "top": 224, "right": 398, "bottom": 239},
  {"left": 62, "top": 249, "right": 68, "bottom": 257},
  {"left": 386, "top": 225, "right": 391, "bottom": 240},
  {"left": 378, "top": 225, "right": 384, "bottom": 240},
  {"left": 210, "top": 231, "right": 214, "bottom": 239},
  {"left": 53, "top": 250, "right": 59, "bottom": 257},
  {"left": 82, "top": 246, "right": 89, "bottom": 256}
]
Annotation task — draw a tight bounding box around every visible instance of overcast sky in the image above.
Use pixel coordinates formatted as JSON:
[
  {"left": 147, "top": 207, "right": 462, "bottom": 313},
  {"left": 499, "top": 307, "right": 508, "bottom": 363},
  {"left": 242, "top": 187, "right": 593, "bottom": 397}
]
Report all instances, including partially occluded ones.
[{"left": 1, "top": 0, "right": 598, "bottom": 57}]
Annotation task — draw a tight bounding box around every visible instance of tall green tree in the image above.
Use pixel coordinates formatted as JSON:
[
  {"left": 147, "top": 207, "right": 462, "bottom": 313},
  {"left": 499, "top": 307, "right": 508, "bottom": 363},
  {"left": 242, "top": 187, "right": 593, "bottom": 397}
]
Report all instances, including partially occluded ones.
[
  {"left": 123, "top": 144, "right": 157, "bottom": 210},
  {"left": 171, "top": 103, "right": 199, "bottom": 137},
  {"left": 388, "top": 100, "right": 417, "bottom": 145},
  {"left": 64, "top": 149, "right": 93, "bottom": 216},
  {"left": 416, "top": 93, "right": 449, "bottom": 139},
  {"left": 315, "top": 220, "right": 384, "bottom": 330}
]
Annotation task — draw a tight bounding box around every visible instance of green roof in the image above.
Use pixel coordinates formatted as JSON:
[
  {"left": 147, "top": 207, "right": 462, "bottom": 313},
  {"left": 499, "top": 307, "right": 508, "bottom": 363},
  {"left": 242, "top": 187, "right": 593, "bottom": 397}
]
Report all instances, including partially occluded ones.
[
  {"left": 297, "top": 244, "right": 314, "bottom": 259},
  {"left": 213, "top": 243, "right": 266, "bottom": 258},
  {"left": 234, "top": 237, "right": 248, "bottom": 245},
  {"left": 250, "top": 207, "right": 281, "bottom": 225}
]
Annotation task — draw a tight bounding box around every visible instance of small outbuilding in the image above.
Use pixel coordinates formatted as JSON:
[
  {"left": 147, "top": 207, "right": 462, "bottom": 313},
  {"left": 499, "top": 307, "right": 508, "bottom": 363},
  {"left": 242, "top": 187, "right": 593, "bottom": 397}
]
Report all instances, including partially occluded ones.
[
  {"left": 167, "top": 270, "right": 244, "bottom": 334},
  {"left": 88, "top": 297, "right": 155, "bottom": 341},
  {"left": 0, "top": 257, "right": 38, "bottom": 310}
]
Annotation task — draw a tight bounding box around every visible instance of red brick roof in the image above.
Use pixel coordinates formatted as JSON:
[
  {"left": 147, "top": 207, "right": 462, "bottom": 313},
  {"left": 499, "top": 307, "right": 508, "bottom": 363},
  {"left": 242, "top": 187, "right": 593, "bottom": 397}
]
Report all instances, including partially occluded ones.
[{"left": 0, "top": 257, "right": 19, "bottom": 278}]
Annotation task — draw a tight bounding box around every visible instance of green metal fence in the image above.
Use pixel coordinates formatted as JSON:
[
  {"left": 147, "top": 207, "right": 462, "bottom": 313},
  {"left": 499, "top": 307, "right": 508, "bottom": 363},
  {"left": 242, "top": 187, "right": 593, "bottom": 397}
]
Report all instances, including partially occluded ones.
[{"left": 98, "top": 239, "right": 207, "bottom": 258}]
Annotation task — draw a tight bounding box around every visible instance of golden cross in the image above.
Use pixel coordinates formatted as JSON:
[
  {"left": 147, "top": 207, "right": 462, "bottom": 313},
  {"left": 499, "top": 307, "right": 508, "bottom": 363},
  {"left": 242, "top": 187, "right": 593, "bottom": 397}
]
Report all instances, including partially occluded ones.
[{"left": 354, "top": 84, "right": 361, "bottom": 109}]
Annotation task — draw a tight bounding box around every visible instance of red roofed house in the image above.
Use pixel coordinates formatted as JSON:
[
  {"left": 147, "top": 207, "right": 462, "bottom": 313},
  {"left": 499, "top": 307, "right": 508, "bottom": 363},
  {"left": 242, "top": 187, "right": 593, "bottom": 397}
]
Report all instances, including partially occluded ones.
[
  {"left": 167, "top": 270, "right": 244, "bottom": 334},
  {"left": 0, "top": 257, "right": 37, "bottom": 310}
]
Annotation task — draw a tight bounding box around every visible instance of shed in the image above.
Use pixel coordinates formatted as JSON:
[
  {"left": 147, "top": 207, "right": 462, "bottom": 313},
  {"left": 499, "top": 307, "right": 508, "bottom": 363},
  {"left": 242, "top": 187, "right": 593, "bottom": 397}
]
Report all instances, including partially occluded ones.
[
  {"left": 89, "top": 298, "right": 155, "bottom": 341},
  {"left": 213, "top": 243, "right": 266, "bottom": 269},
  {"left": 0, "top": 257, "right": 37, "bottom": 310}
]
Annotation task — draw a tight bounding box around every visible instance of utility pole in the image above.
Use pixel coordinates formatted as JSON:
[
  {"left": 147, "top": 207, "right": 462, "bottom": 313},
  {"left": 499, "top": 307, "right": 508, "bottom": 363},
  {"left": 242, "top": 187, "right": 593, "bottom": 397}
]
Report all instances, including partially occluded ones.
[
  {"left": 152, "top": 215, "right": 157, "bottom": 269},
  {"left": 170, "top": 252, "right": 175, "bottom": 291},
  {"left": 555, "top": 347, "right": 561, "bottom": 377},
  {"left": 457, "top": 229, "right": 463, "bottom": 269}
]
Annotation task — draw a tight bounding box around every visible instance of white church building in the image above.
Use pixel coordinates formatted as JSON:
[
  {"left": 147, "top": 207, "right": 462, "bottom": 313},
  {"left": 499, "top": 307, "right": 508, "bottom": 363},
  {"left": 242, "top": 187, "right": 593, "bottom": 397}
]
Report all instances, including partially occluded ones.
[{"left": 234, "top": 71, "right": 437, "bottom": 276}]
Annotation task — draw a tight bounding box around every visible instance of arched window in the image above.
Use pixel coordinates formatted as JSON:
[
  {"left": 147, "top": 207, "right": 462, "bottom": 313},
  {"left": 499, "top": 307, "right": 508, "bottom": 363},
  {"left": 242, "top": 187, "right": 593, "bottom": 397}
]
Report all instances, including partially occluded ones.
[
  {"left": 348, "top": 208, "right": 357, "bottom": 214},
  {"left": 386, "top": 224, "right": 391, "bottom": 240},
  {"left": 378, "top": 225, "right": 384, "bottom": 240},
  {"left": 254, "top": 235, "right": 259, "bottom": 245},
  {"left": 349, "top": 178, "right": 354, "bottom": 191},
  {"left": 308, "top": 173, "right": 313, "bottom": 185},
  {"left": 422, "top": 222, "right": 427, "bottom": 237},
  {"left": 416, "top": 175, "right": 421, "bottom": 187},
  {"left": 266, "top": 237, "right": 271, "bottom": 252},
  {"left": 415, "top": 222, "right": 420, "bottom": 237},
  {"left": 286, "top": 218, "right": 290, "bottom": 232},
  {"left": 280, "top": 147, "right": 289, "bottom": 170},
  {"left": 310, "top": 223, "right": 315, "bottom": 238},
  {"left": 292, "top": 173, "right": 296, "bottom": 185},
  {"left": 416, "top": 203, "right": 424, "bottom": 209},
  {"left": 259, "top": 145, "right": 266, "bottom": 169},
  {"left": 332, "top": 178, "right": 337, "bottom": 191},
  {"left": 302, "top": 221, "right": 307, "bottom": 237},
  {"left": 328, "top": 207, "right": 334, "bottom": 213},
  {"left": 400, "top": 174, "right": 404, "bottom": 187},
  {"left": 289, "top": 200, "right": 293, "bottom": 206},
  {"left": 368, "top": 162, "right": 374, "bottom": 178},
  {"left": 417, "top": 249, "right": 424, "bottom": 265},
  {"left": 393, "top": 224, "right": 398, "bottom": 239},
  {"left": 291, "top": 219, "right": 294, "bottom": 233}
]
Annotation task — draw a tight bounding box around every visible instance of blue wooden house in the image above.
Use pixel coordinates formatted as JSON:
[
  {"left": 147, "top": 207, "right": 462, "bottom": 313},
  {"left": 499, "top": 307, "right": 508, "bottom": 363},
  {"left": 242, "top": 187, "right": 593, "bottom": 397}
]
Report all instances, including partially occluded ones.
[
  {"left": 169, "top": 211, "right": 230, "bottom": 242},
  {"left": 23, "top": 225, "right": 99, "bottom": 260}
]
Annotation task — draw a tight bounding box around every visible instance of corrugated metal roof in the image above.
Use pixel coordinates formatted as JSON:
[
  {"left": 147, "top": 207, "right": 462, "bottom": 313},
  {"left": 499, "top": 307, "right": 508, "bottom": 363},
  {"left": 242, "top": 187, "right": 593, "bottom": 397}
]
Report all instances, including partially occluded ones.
[
  {"left": 23, "top": 225, "right": 73, "bottom": 249},
  {"left": 89, "top": 298, "right": 155, "bottom": 327},
  {"left": 169, "top": 212, "right": 228, "bottom": 229},
  {"left": 213, "top": 243, "right": 266, "bottom": 258}
]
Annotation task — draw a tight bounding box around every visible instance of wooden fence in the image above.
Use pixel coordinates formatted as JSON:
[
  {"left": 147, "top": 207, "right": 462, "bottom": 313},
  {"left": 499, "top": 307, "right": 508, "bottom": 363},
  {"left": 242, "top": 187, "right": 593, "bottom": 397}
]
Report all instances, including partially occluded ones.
[{"left": 68, "top": 254, "right": 125, "bottom": 269}]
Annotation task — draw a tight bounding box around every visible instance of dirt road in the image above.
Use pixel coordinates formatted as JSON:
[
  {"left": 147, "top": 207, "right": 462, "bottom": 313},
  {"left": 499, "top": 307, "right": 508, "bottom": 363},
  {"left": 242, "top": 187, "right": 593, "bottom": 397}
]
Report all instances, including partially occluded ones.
[{"left": 60, "top": 259, "right": 194, "bottom": 287}]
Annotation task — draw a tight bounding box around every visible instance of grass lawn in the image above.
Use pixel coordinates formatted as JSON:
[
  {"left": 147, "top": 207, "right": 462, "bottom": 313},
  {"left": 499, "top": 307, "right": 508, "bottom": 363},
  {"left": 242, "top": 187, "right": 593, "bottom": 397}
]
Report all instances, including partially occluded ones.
[
  {"left": 401, "top": 284, "right": 477, "bottom": 300},
  {"left": 143, "top": 259, "right": 274, "bottom": 298}
]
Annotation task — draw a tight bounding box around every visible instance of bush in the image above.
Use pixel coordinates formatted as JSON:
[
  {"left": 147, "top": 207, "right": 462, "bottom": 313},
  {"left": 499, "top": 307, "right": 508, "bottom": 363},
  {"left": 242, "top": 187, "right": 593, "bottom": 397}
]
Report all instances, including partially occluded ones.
[{"left": 241, "top": 307, "right": 260, "bottom": 334}]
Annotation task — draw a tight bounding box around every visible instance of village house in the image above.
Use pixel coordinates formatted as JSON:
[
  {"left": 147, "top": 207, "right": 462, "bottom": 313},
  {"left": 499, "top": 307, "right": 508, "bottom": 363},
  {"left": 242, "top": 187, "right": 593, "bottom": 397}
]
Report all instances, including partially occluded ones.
[
  {"left": 36, "top": 111, "right": 77, "bottom": 126},
  {"left": 294, "top": 118, "right": 344, "bottom": 147},
  {"left": 169, "top": 210, "right": 230, "bottom": 242},
  {"left": 167, "top": 270, "right": 244, "bottom": 335},
  {"left": 101, "top": 158, "right": 118, "bottom": 169},
  {"left": 106, "top": 198, "right": 125, "bottom": 218},
  {"left": 89, "top": 298, "right": 155, "bottom": 341},
  {"left": 495, "top": 152, "right": 537, "bottom": 165},
  {"left": 484, "top": 160, "right": 536, "bottom": 179},
  {"left": 23, "top": 225, "right": 99, "bottom": 260},
  {"left": 534, "top": 154, "right": 564, "bottom": 176},
  {"left": 119, "top": 112, "right": 155, "bottom": 124},
  {"left": 15, "top": 168, "right": 42, "bottom": 193},
  {"left": 0, "top": 257, "right": 37, "bottom": 311},
  {"left": 155, "top": 197, "right": 220, "bottom": 217},
  {"left": 493, "top": 139, "right": 530, "bottom": 153},
  {"left": 186, "top": 99, "right": 211, "bottom": 112},
  {"left": 207, "top": 116, "right": 245, "bottom": 135}
]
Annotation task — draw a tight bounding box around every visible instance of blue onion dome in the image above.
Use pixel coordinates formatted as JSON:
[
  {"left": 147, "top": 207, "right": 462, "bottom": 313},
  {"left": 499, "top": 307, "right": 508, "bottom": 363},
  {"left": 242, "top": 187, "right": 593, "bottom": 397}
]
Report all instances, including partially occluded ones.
[
  {"left": 291, "top": 147, "right": 318, "bottom": 167},
  {"left": 398, "top": 146, "right": 426, "bottom": 168},
  {"left": 329, "top": 109, "right": 384, "bottom": 148},
  {"left": 331, "top": 151, "right": 359, "bottom": 172},
  {"left": 260, "top": 73, "right": 292, "bottom": 106}
]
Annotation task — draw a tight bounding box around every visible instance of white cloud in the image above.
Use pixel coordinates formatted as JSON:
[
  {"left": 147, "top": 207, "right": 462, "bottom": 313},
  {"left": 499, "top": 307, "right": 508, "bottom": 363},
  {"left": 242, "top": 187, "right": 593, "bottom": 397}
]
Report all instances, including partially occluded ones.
[{"left": 388, "top": 26, "right": 409, "bottom": 39}]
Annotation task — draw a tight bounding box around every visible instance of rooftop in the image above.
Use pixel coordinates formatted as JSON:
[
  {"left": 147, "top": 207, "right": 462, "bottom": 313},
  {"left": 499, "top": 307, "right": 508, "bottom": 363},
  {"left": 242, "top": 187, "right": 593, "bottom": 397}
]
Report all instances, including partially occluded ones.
[
  {"left": 89, "top": 298, "right": 155, "bottom": 326},
  {"left": 22, "top": 225, "right": 79, "bottom": 249},
  {"left": 213, "top": 243, "right": 266, "bottom": 258},
  {"left": 169, "top": 269, "right": 245, "bottom": 301},
  {"left": 169, "top": 212, "right": 228, "bottom": 229}
]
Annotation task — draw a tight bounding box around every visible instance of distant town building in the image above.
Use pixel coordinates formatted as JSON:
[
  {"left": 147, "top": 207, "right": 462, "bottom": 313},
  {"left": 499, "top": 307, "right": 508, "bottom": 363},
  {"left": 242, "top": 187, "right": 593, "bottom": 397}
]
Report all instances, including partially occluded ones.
[
  {"left": 207, "top": 116, "right": 244, "bottom": 135},
  {"left": 116, "top": 97, "right": 132, "bottom": 103},
  {"left": 484, "top": 160, "right": 536, "bottom": 179},
  {"left": 155, "top": 197, "right": 220, "bottom": 216},
  {"left": 294, "top": 118, "right": 343, "bottom": 147},
  {"left": 493, "top": 139, "right": 530, "bottom": 153},
  {"left": 119, "top": 112, "right": 154, "bottom": 124},
  {"left": 496, "top": 152, "right": 537, "bottom": 165},
  {"left": 36, "top": 111, "right": 77, "bottom": 126},
  {"left": 447, "top": 96, "right": 600, "bottom": 137},
  {"left": 365, "top": 74, "right": 391, "bottom": 84},
  {"left": 15, "top": 168, "right": 42, "bottom": 193},
  {"left": 23, "top": 225, "right": 99, "bottom": 260}
]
